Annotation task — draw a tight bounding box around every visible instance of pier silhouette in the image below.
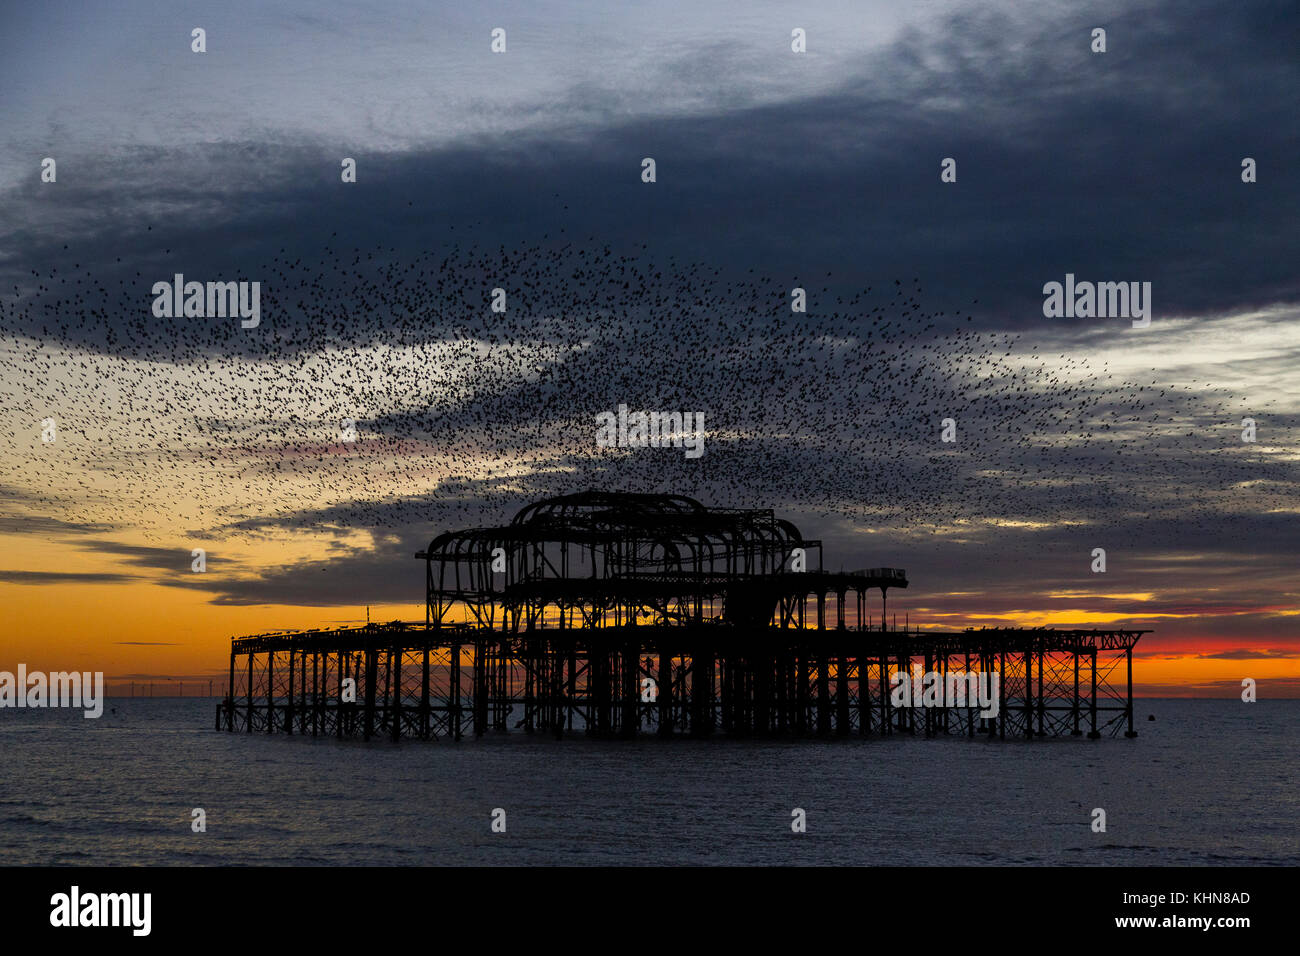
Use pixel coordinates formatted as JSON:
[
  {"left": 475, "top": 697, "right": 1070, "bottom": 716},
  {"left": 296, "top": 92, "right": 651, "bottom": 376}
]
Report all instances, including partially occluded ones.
[{"left": 218, "top": 492, "right": 1146, "bottom": 741}]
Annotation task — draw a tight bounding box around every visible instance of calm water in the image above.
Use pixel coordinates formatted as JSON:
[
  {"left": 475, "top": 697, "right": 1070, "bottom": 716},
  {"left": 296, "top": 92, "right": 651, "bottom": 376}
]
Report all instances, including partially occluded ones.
[{"left": 0, "top": 699, "right": 1294, "bottom": 865}]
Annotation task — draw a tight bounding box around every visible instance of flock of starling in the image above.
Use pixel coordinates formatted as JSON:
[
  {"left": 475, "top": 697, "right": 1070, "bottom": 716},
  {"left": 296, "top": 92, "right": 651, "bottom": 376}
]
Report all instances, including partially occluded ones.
[{"left": 0, "top": 235, "right": 1284, "bottom": 554}]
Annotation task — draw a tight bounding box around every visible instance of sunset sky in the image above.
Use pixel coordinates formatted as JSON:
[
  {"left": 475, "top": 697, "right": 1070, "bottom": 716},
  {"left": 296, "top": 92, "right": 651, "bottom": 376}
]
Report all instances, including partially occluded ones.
[{"left": 1, "top": 0, "right": 1297, "bottom": 697}]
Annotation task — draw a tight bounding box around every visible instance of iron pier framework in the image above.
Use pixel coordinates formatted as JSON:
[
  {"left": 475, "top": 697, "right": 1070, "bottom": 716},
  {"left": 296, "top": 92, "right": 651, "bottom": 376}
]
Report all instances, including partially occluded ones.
[{"left": 218, "top": 491, "right": 1146, "bottom": 741}]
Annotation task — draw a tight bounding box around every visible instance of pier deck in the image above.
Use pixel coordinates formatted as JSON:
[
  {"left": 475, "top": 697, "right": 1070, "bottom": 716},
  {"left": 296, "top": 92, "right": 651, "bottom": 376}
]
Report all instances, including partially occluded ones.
[{"left": 217, "top": 622, "right": 1146, "bottom": 741}]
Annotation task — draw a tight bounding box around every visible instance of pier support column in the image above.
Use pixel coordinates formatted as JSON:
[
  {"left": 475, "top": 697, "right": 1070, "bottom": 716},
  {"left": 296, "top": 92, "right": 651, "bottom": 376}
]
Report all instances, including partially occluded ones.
[
  {"left": 246, "top": 651, "right": 256, "bottom": 733},
  {"left": 473, "top": 639, "right": 488, "bottom": 737},
  {"left": 336, "top": 652, "right": 346, "bottom": 739},
  {"left": 1072, "top": 650, "right": 1081, "bottom": 736},
  {"left": 226, "top": 650, "right": 235, "bottom": 732},
  {"left": 1023, "top": 648, "right": 1033, "bottom": 739},
  {"left": 523, "top": 635, "right": 534, "bottom": 734},
  {"left": 856, "top": 657, "right": 869, "bottom": 736},
  {"left": 1124, "top": 645, "right": 1137, "bottom": 738},
  {"left": 691, "top": 647, "right": 713, "bottom": 737},
  {"left": 657, "top": 650, "right": 672, "bottom": 738},
  {"left": 312, "top": 652, "right": 320, "bottom": 738},
  {"left": 796, "top": 653, "right": 809, "bottom": 735},
  {"left": 998, "top": 650, "right": 1006, "bottom": 740},
  {"left": 594, "top": 649, "right": 611, "bottom": 735},
  {"left": 816, "top": 655, "right": 831, "bottom": 737},
  {"left": 420, "top": 647, "right": 430, "bottom": 739},
  {"left": 286, "top": 649, "right": 295, "bottom": 735},
  {"left": 552, "top": 644, "right": 565, "bottom": 740},
  {"left": 1087, "top": 648, "right": 1100, "bottom": 739},
  {"left": 1036, "top": 647, "right": 1045, "bottom": 737},
  {"left": 965, "top": 651, "right": 975, "bottom": 738},
  {"left": 390, "top": 647, "right": 402, "bottom": 743},
  {"left": 363, "top": 647, "right": 377, "bottom": 741},
  {"left": 451, "top": 644, "right": 463, "bottom": 741},
  {"left": 924, "top": 650, "right": 934, "bottom": 738},
  {"left": 880, "top": 655, "right": 890, "bottom": 736},
  {"left": 719, "top": 656, "right": 732, "bottom": 734},
  {"left": 265, "top": 651, "right": 275, "bottom": 734},
  {"left": 620, "top": 645, "right": 637, "bottom": 739},
  {"left": 836, "top": 656, "right": 850, "bottom": 736}
]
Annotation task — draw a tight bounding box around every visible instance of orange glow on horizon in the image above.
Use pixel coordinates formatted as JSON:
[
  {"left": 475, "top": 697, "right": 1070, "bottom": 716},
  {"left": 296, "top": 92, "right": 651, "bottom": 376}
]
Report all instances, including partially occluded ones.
[{"left": 2, "top": 537, "right": 1296, "bottom": 698}]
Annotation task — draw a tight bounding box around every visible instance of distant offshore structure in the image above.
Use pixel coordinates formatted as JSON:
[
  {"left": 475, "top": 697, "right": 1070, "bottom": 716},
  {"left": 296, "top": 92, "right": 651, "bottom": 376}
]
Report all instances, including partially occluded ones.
[{"left": 218, "top": 491, "right": 1147, "bottom": 741}]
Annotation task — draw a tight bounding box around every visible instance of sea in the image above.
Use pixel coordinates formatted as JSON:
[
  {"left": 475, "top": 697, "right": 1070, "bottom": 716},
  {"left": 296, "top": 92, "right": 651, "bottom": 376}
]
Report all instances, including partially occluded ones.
[{"left": 1, "top": 698, "right": 1295, "bottom": 866}]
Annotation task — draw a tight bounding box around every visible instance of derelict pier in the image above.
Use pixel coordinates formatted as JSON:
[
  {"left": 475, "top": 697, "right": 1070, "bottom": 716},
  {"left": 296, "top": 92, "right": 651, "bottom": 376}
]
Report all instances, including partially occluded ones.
[{"left": 217, "top": 491, "right": 1146, "bottom": 741}]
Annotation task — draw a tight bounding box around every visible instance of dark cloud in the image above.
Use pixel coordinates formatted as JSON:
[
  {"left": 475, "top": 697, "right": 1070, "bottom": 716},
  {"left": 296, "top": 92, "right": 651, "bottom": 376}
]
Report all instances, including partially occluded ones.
[
  {"left": 0, "top": 513, "right": 115, "bottom": 535},
  {"left": 2, "top": 1, "right": 1296, "bottom": 350},
  {"left": 0, "top": 485, "right": 115, "bottom": 535},
  {"left": 75, "top": 539, "right": 230, "bottom": 571},
  {"left": 0, "top": 570, "right": 135, "bottom": 584},
  {"left": 158, "top": 538, "right": 424, "bottom": 607}
]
